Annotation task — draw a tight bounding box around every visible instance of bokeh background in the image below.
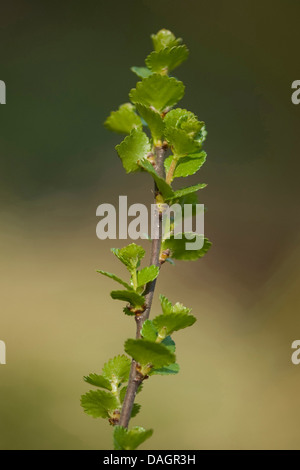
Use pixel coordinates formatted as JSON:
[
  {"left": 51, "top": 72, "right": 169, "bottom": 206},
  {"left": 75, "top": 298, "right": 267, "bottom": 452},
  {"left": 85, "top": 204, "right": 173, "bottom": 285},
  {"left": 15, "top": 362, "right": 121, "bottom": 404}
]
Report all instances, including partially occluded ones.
[{"left": 1, "top": 0, "right": 300, "bottom": 450}]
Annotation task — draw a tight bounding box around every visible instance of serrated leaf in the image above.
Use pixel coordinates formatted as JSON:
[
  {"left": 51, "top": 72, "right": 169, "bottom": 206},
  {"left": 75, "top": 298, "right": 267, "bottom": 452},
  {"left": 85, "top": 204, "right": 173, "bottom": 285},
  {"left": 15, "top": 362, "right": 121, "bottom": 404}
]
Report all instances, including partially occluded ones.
[
  {"left": 102, "top": 355, "right": 131, "bottom": 386},
  {"left": 111, "top": 243, "right": 145, "bottom": 272},
  {"left": 135, "top": 103, "right": 164, "bottom": 142},
  {"left": 138, "top": 159, "right": 174, "bottom": 199},
  {"left": 131, "top": 403, "right": 141, "bottom": 418},
  {"left": 81, "top": 390, "right": 118, "bottom": 418},
  {"left": 161, "top": 335, "right": 176, "bottom": 352},
  {"left": 125, "top": 339, "right": 175, "bottom": 369},
  {"left": 129, "top": 74, "right": 185, "bottom": 112},
  {"left": 104, "top": 103, "right": 142, "bottom": 134},
  {"left": 164, "top": 151, "right": 206, "bottom": 178},
  {"left": 161, "top": 234, "right": 212, "bottom": 261},
  {"left": 111, "top": 290, "right": 145, "bottom": 307},
  {"left": 141, "top": 320, "right": 158, "bottom": 342},
  {"left": 151, "top": 363, "right": 180, "bottom": 375},
  {"left": 96, "top": 270, "right": 132, "bottom": 290},
  {"left": 123, "top": 306, "right": 135, "bottom": 316},
  {"left": 131, "top": 66, "right": 152, "bottom": 79},
  {"left": 146, "top": 45, "right": 189, "bottom": 73},
  {"left": 137, "top": 265, "right": 159, "bottom": 288},
  {"left": 159, "top": 295, "right": 191, "bottom": 316},
  {"left": 153, "top": 312, "right": 196, "bottom": 336},
  {"left": 165, "top": 127, "right": 201, "bottom": 157},
  {"left": 151, "top": 29, "right": 182, "bottom": 51},
  {"left": 169, "top": 183, "right": 207, "bottom": 200},
  {"left": 164, "top": 108, "right": 203, "bottom": 137},
  {"left": 83, "top": 374, "right": 112, "bottom": 391},
  {"left": 115, "top": 129, "right": 150, "bottom": 173},
  {"left": 113, "top": 426, "right": 153, "bottom": 450}
]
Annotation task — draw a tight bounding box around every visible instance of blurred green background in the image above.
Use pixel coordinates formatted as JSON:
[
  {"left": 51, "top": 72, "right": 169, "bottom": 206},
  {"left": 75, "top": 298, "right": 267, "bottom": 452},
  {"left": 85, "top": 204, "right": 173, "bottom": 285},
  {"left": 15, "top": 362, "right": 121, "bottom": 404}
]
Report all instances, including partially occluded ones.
[{"left": 1, "top": 0, "right": 300, "bottom": 450}]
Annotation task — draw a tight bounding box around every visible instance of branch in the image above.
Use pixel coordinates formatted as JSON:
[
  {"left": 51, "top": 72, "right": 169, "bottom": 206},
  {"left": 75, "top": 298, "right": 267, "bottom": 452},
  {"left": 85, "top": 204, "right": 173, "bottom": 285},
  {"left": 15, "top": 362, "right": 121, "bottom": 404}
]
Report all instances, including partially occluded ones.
[{"left": 118, "top": 145, "right": 166, "bottom": 428}]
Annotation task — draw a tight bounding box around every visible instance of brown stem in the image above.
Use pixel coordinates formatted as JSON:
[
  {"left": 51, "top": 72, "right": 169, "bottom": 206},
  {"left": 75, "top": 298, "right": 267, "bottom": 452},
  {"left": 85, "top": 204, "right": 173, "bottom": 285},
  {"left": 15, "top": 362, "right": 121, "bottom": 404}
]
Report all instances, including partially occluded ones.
[{"left": 118, "top": 146, "right": 166, "bottom": 429}]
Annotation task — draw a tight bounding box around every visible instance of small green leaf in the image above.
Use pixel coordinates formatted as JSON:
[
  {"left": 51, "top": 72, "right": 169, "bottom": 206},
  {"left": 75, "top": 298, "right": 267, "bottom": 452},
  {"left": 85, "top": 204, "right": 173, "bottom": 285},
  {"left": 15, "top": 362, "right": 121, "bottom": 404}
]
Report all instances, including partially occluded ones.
[
  {"left": 151, "top": 363, "right": 180, "bottom": 375},
  {"left": 135, "top": 103, "right": 164, "bottom": 142},
  {"left": 115, "top": 129, "right": 150, "bottom": 173},
  {"left": 111, "top": 243, "right": 145, "bottom": 272},
  {"left": 159, "top": 295, "right": 191, "bottom": 316},
  {"left": 113, "top": 426, "right": 153, "bottom": 450},
  {"left": 131, "top": 66, "right": 153, "bottom": 79},
  {"left": 141, "top": 320, "right": 158, "bottom": 342},
  {"left": 129, "top": 74, "right": 185, "bottom": 112},
  {"left": 102, "top": 355, "right": 131, "bottom": 386},
  {"left": 104, "top": 103, "right": 142, "bottom": 134},
  {"left": 146, "top": 45, "right": 189, "bottom": 73},
  {"left": 161, "top": 335, "right": 176, "bottom": 352},
  {"left": 81, "top": 390, "right": 118, "bottom": 418},
  {"left": 151, "top": 29, "right": 182, "bottom": 51},
  {"left": 83, "top": 374, "right": 112, "bottom": 391},
  {"left": 125, "top": 338, "right": 175, "bottom": 369},
  {"left": 164, "top": 108, "right": 203, "bottom": 137},
  {"left": 164, "top": 151, "right": 206, "bottom": 178},
  {"left": 138, "top": 159, "right": 174, "bottom": 199},
  {"left": 169, "top": 183, "right": 207, "bottom": 200},
  {"left": 165, "top": 127, "right": 201, "bottom": 157},
  {"left": 153, "top": 312, "right": 196, "bottom": 336},
  {"left": 137, "top": 265, "right": 159, "bottom": 288},
  {"left": 111, "top": 290, "right": 145, "bottom": 307},
  {"left": 123, "top": 306, "right": 135, "bottom": 316},
  {"left": 131, "top": 403, "right": 141, "bottom": 418},
  {"left": 161, "top": 234, "right": 212, "bottom": 261},
  {"left": 96, "top": 270, "right": 132, "bottom": 290}
]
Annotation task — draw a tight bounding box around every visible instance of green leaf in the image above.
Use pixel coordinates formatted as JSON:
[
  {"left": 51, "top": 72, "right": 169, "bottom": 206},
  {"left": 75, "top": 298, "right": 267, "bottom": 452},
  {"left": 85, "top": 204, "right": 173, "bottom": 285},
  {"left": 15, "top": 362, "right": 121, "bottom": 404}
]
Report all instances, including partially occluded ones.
[
  {"left": 151, "top": 29, "right": 182, "bottom": 51},
  {"left": 111, "top": 243, "right": 145, "bottom": 272},
  {"left": 164, "top": 151, "right": 206, "bottom": 178},
  {"left": 135, "top": 103, "right": 164, "bottom": 142},
  {"left": 131, "top": 66, "right": 152, "bottom": 79},
  {"left": 115, "top": 129, "right": 150, "bottom": 173},
  {"left": 164, "top": 108, "right": 203, "bottom": 137},
  {"left": 151, "top": 363, "right": 180, "bottom": 375},
  {"left": 111, "top": 290, "right": 145, "bottom": 307},
  {"left": 137, "top": 265, "right": 159, "bottom": 288},
  {"left": 161, "top": 335, "right": 176, "bottom": 352},
  {"left": 102, "top": 355, "right": 131, "bottom": 386},
  {"left": 153, "top": 312, "right": 196, "bottom": 336},
  {"left": 83, "top": 374, "right": 112, "bottom": 391},
  {"left": 129, "top": 74, "right": 185, "bottom": 112},
  {"left": 138, "top": 159, "right": 174, "bottom": 199},
  {"left": 161, "top": 234, "right": 212, "bottom": 261},
  {"left": 81, "top": 390, "right": 118, "bottom": 418},
  {"left": 113, "top": 426, "right": 153, "bottom": 450},
  {"left": 159, "top": 295, "right": 191, "bottom": 316},
  {"left": 104, "top": 103, "right": 142, "bottom": 134},
  {"left": 169, "top": 183, "right": 207, "bottom": 200},
  {"left": 141, "top": 320, "right": 158, "bottom": 342},
  {"left": 125, "top": 338, "right": 175, "bottom": 369},
  {"left": 96, "top": 270, "right": 132, "bottom": 290},
  {"left": 131, "top": 403, "right": 141, "bottom": 418},
  {"left": 165, "top": 127, "right": 201, "bottom": 157},
  {"left": 146, "top": 45, "right": 189, "bottom": 73}
]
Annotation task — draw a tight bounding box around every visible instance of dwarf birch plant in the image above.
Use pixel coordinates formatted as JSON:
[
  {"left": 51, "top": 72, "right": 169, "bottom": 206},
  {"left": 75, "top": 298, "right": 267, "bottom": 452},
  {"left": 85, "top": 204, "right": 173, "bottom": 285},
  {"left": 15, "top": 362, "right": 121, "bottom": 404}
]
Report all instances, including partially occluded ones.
[{"left": 81, "top": 29, "right": 211, "bottom": 450}]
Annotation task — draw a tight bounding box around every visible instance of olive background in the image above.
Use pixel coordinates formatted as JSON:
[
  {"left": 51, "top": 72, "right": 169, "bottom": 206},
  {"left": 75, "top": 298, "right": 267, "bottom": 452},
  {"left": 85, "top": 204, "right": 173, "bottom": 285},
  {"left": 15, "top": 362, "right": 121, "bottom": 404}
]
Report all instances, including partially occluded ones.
[{"left": 0, "top": 0, "right": 300, "bottom": 449}]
